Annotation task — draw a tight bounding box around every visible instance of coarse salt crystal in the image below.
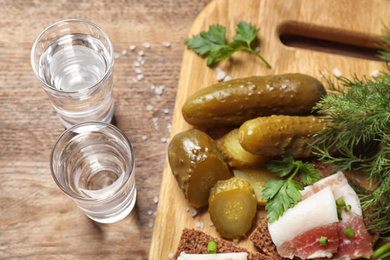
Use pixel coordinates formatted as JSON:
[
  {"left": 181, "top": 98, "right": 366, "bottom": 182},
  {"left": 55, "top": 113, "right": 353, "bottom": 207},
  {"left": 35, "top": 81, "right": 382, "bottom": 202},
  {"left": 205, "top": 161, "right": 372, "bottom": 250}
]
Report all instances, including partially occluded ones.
[
  {"left": 161, "top": 137, "right": 167, "bottom": 143},
  {"left": 185, "top": 207, "right": 190, "bottom": 212},
  {"left": 163, "top": 41, "right": 171, "bottom": 47},
  {"left": 143, "top": 42, "right": 151, "bottom": 48},
  {"left": 148, "top": 222, "right": 154, "bottom": 228},
  {"left": 153, "top": 196, "right": 159, "bottom": 203},
  {"left": 155, "top": 85, "right": 165, "bottom": 96},
  {"left": 135, "top": 68, "right": 142, "bottom": 74},
  {"left": 129, "top": 45, "right": 136, "bottom": 51},
  {"left": 217, "top": 71, "right": 226, "bottom": 81},
  {"left": 142, "top": 135, "right": 147, "bottom": 141},
  {"left": 209, "top": 222, "right": 214, "bottom": 227},
  {"left": 190, "top": 209, "right": 198, "bottom": 217},
  {"left": 255, "top": 47, "right": 260, "bottom": 52},
  {"left": 162, "top": 108, "right": 169, "bottom": 114},
  {"left": 332, "top": 69, "right": 342, "bottom": 78},
  {"left": 132, "top": 78, "right": 137, "bottom": 83},
  {"left": 224, "top": 76, "right": 232, "bottom": 82},
  {"left": 121, "top": 50, "right": 127, "bottom": 55},
  {"left": 147, "top": 210, "right": 153, "bottom": 215},
  {"left": 164, "top": 116, "right": 171, "bottom": 120},
  {"left": 138, "top": 56, "right": 143, "bottom": 62},
  {"left": 216, "top": 67, "right": 222, "bottom": 72},
  {"left": 114, "top": 52, "right": 120, "bottom": 59},
  {"left": 233, "top": 239, "right": 239, "bottom": 243},
  {"left": 168, "top": 252, "right": 174, "bottom": 259},
  {"left": 320, "top": 71, "right": 325, "bottom": 78},
  {"left": 371, "top": 70, "right": 380, "bottom": 77},
  {"left": 138, "top": 50, "right": 145, "bottom": 56},
  {"left": 137, "top": 74, "right": 144, "bottom": 81},
  {"left": 140, "top": 60, "right": 145, "bottom": 65},
  {"left": 196, "top": 221, "right": 204, "bottom": 229},
  {"left": 133, "top": 61, "right": 140, "bottom": 67},
  {"left": 146, "top": 104, "right": 154, "bottom": 111}
]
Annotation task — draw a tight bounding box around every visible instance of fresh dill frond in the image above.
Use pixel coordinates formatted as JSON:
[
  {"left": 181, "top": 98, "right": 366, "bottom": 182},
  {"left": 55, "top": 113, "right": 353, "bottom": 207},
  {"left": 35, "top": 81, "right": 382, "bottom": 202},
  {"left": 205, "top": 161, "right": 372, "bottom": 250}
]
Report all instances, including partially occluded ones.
[{"left": 311, "top": 29, "right": 390, "bottom": 235}]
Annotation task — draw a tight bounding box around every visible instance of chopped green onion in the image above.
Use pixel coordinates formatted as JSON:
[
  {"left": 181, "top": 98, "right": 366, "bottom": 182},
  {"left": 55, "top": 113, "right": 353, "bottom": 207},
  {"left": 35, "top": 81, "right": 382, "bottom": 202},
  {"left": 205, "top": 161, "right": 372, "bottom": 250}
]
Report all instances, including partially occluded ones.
[
  {"left": 336, "top": 198, "right": 346, "bottom": 207},
  {"left": 319, "top": 236, "right": 328, "bottom": 246},
  {"left": 344, "top": 227, "right": 355, "bottom": 238},
  {"left": 207, "top": 240, "right": 217, "bottom": 254},
  {"left": 337, "top": 207, "right": 343, "bottom": 220},
  {"left": 345, "top": 204, "right": 352, "bottom": 212}
]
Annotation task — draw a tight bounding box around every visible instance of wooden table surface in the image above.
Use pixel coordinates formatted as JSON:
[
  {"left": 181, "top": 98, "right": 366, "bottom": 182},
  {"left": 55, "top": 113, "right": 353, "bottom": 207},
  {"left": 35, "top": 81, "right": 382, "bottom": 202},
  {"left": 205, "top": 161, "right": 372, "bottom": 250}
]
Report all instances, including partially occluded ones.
[{"left": 0, "top": 0, "right": 211, "bottom": 259}]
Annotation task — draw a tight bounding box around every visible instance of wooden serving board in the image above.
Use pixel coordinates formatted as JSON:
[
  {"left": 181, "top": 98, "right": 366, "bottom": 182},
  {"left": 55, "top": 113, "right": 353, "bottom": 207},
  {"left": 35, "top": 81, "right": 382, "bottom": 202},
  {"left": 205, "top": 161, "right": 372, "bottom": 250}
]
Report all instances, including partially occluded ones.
[{"left": 149, "top": 0, "right": 390, "bottom": 258}]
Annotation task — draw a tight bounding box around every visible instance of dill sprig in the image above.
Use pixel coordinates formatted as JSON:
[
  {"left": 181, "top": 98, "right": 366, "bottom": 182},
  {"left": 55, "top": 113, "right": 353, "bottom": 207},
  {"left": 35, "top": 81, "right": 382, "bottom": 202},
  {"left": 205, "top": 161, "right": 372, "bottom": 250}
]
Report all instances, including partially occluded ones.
[{"left": 311, "top": 28, "right": 390, "bottom": 236}]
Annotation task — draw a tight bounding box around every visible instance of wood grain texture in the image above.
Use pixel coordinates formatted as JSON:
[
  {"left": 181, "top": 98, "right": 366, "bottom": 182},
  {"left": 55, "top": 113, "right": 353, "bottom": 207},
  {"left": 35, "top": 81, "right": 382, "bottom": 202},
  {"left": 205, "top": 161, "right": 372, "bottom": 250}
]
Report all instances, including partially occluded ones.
[
  {"left": 0, "top": 0, "right": 212, "bottom": 259},
  {"left": 149, "top": 0, "right": 390, "bottom": 259}
]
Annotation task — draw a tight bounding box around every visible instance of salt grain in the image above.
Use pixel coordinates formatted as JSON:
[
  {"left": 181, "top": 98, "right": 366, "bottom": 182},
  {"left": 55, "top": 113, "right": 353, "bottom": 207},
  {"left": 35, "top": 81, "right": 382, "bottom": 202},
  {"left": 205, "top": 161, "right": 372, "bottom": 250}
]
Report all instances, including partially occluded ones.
[
  {"left": 155, "top": 85, "right": 165, "bottom": 96},
  {"left": 255, "top": 47, "right": 261, "bottom": 52},
  {"left": 216, "top": 67, "right": 222, "bottom": 72},
  {"left": 332, "top": 69, "right": 342, "bottom": 78},
  {"left": 163, "top": 41, "right": 171, "bottom": 47},
  {"left": 153, "top": 196, "right": 159, "bottom": 204},
  {"left": 162, "top": 108, "right": 169, "bottom": 114},
  {"left": 217, "top": 71, "right": 226, "bottom": 81},
  {"left": 140, "top": 60, "right": 145, "bottom": 65},
  {"left": 142, "top": 135, "right": 147, "bottom": 141},
  {"left": 196, "top": 221, "right": 204, "bottom": 230},
  {"left": 146, "top": 104, "right": 154, "bottom": 111},
  {"left": 224, "top": 76, "right": 232, "bottom": 82},
  {"left": 138, "top": 56, "right": 143, "bottom": 62},
  {"left": 233, "top": 239, "right": 239, "bottom": 243},
  {"left": 185, "top": 207, "right": 190, "bottom": 212},
  {"left": 129, "top": 45, "right": 136, "bottom": 51},
  {"left": 371, "top": 70, "right": 380, "bottom": 78},
  {"left": 133, "top": 61, "right": 140, "bottom": 67},
  {"left": 132, "top": 78, "right": 137, "bottom": 83},
  {"left": 138, "top": 50, "right": 145, "bottom": 56},
  {"left": 137, "top": 74, "right": 144, "bottom": 81},
  {"left": 190, "top": 209, "right": 198, "bottom": 217},
  {"left": 148, "top": 222, "right": 154, "bottom": 228},
  {"left": 135, "top": 68, "right": 142, "bottom": 74},
  {"left": 147, "top": 210, "right": 153, "bottom": 215},
  {"left": 168, "top": 252, "right": 174, "bottom": 259},
  {"left": 209, "top": 222, "right": 214, "bottom": 227},
  {"left": 143, "top": 42, "right": 151, "bottom": 49},
  {"left": 164, "top": 116, "right": 171, "bottom": 120},
  {"left": 161, "top": 137, "right": 167, "bottom": 143},
  {"left": 121, "top": 49, "right": 127, "bottom": 55},
  {"left": 114, "top": 52, "right": 120, "bottom": 59}
]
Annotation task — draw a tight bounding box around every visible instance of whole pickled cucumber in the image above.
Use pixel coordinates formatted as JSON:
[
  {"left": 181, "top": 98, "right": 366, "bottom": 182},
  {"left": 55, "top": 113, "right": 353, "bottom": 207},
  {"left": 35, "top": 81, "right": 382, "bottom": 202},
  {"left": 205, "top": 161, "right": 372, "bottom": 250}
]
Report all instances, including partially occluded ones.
[
  {"left": 208, "top": 177, "right": 257, "bottom": 239},
  {"left": 182, "top": 73, "right": 326, "bottom": 127},
  {"left": 168, "top": 129, "right": 232, "bottom": 208},
  {"left": 238, "top": 115, "right": 329, "bottom": 158}
]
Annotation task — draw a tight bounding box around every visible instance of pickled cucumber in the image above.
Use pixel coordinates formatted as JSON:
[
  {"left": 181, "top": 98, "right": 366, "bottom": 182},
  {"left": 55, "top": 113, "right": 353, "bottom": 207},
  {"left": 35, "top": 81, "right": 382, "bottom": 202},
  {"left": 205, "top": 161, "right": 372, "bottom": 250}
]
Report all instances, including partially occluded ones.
[
  {"left": 238, "top": 115, "right": 329, "bottom": 158},
  {"left": 233, "top": 167, "right": 281, "bottom": 206},
  {"left": 182, "top": 74, "right": 326, "bottom": 127},
  {"left": 208, "top": 177, "right": 257, "bottom": 239},
  {"left": 216, "top": 129, "right": 270, "bottom": 168},
  {"left": 168, "top": 129, "right": 232, "bottom": 208}
]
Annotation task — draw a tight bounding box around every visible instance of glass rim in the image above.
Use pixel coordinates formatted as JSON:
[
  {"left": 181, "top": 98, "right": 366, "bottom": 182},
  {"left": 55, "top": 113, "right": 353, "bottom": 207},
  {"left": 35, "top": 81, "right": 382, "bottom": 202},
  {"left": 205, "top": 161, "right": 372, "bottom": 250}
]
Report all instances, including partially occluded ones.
[
  {"left": 50, "top": 121, "right": 135, "bottom": 201},
  {"left": 31, "top": 19, "right": 114, "bottom": 94}
]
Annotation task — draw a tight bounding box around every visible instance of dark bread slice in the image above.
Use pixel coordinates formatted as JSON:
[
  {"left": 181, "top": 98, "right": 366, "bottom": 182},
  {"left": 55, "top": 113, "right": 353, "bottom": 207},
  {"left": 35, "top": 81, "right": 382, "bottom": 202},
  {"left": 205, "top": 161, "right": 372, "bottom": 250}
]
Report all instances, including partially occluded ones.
[
  {"left": 249, "top": 217, "right": 284, "bottom": 260},
  {"left": 175, "top": 228, "right": 273, "bottom": 260}
]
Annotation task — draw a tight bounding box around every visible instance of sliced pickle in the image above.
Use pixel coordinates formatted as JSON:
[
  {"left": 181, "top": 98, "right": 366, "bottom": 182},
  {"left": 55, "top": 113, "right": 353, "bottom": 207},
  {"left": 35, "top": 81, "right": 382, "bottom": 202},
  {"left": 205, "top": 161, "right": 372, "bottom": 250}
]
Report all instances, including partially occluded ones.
[{"left": 208, "top": 177, "right": 257, "bottom": 239}]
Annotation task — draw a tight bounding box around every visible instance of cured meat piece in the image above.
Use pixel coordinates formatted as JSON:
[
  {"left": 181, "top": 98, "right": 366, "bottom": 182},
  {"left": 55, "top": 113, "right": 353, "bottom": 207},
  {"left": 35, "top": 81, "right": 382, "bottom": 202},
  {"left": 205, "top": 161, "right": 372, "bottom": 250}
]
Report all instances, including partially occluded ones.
[
  {"left": 301, "top": 172, "right": 373, "bottom": 259},
  {"left": 268, "top": 187, "right": 339, "bottom": 259}
]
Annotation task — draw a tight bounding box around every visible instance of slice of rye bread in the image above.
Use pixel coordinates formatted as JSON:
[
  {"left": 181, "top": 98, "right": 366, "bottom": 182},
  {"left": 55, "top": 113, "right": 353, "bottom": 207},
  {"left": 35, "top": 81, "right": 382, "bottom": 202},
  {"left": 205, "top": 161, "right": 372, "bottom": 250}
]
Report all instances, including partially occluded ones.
[{"left": 174, "top": 228, "right": 273, "bottom": 260}]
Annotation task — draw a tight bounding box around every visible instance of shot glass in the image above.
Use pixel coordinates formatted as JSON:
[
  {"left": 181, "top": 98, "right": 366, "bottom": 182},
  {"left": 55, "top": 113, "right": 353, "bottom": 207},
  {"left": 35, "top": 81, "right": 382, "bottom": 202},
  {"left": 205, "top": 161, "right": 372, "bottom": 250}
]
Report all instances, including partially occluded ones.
[
  {"left": 31, "top": 19, "right": 115, "bottom": 128},
  {"left": 50, "top": 121, "right": 136, "bottom": 224}
]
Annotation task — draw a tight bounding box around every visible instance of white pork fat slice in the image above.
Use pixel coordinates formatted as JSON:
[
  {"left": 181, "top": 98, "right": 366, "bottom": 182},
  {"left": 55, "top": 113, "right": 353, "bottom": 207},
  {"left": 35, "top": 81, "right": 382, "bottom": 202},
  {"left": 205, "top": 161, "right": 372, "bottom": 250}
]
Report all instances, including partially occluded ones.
[
  {"left": 301, "top": 171, "right": 373, "bottom": 259},
  {"left": 177, "top": 252, "right": 248, "bottom": 260},
  {"left": 268, "top": 187, "right": 339, "bottom": 259}
]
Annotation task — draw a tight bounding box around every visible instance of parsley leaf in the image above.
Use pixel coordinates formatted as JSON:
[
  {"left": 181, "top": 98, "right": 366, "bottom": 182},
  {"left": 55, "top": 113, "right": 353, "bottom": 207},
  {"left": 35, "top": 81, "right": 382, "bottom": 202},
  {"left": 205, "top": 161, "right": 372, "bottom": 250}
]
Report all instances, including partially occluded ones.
[
  {"left": 185, "top": 21, "right": 271, "bottom": 68},
  {"left": 262, "top": 154, "right": 322, "bottom": 223}
]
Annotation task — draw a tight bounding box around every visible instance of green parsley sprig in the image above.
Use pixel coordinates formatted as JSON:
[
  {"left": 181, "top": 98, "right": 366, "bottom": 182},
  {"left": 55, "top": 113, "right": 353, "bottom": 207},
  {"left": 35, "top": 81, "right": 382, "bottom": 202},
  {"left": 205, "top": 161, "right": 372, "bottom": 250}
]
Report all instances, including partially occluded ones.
[
  {"left": 262, "top": 154, "right": 322, "bottom": 223},
  {"left": 185, "top": 21, "right": 271, "bottom": 68}
]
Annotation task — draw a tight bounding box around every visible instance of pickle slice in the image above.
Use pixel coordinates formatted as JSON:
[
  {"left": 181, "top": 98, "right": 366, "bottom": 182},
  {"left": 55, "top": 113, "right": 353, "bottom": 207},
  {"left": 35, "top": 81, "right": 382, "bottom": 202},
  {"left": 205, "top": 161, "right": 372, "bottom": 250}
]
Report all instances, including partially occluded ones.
[
  {"left": 187, "top": 156, "right": 232, "bottom": 208},
  {"left": 216, "top": 128, "right": 270, "bottom": 168},
  {"left": 208, "top": 177, "right": 257, "bottom": 239},
  {"left": 233, "top": 167, "right": 281, "bottom": 206}
]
